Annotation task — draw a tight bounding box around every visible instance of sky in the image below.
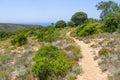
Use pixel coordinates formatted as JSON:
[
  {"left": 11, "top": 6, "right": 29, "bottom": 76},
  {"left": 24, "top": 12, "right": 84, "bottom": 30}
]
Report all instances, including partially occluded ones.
[{"left": 0, "top": 0, "right": 120, "bottom": 24}]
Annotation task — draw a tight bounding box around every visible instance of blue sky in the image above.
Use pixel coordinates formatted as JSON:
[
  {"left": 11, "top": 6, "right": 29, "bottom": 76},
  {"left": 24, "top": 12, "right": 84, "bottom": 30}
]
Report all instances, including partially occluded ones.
[{"left": 0, "top": 0, "right": 119, "bottom": 23}]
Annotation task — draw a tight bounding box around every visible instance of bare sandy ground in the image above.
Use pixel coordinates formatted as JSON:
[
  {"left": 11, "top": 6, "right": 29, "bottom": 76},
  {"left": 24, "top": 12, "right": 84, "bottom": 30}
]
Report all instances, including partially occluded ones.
[{"left": 67, "top": 32, "right": 108, "bottom": 80}]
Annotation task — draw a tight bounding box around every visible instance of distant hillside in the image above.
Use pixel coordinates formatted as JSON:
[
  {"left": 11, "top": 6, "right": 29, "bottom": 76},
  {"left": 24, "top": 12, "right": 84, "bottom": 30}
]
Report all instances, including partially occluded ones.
[{"left": 0, "top": 23, "right": 42, "bottom": 31}]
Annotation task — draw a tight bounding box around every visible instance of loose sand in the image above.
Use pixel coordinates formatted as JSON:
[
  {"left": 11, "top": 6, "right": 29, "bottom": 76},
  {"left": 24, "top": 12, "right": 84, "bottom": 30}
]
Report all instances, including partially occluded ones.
[{"left": 67, "top": 32, "right": 108, "bottom": 80}]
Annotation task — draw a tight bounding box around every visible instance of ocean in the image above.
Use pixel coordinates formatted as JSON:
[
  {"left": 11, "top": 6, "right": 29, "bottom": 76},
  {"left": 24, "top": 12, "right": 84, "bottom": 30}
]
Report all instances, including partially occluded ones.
[{"left": 18, "top": 22, "right": 52, "bottom": 26}]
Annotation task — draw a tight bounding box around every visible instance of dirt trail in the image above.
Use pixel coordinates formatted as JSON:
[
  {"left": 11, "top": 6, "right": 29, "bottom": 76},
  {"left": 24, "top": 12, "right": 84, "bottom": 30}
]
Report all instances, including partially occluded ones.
[{"left": 67, "top": 32, "right": 108, "bottom": 80}]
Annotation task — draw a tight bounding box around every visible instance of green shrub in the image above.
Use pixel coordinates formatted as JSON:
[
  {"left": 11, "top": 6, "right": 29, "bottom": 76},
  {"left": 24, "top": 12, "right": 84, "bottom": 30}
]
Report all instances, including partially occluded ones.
[
  {"left": 117, "top": 29, "right": 120, "bottom": 33},
  {"left": 75, "top": 23, "right": 98, "bottom": 36},
  {"left": 10, "top": 28, "right": 27, "bottom": 37},
  {"left": 25, "top": 28, "right": 36, "bottom": 37},
  {"left": 88, "top": 18, "right": 99, "bottom": 23},
  {"left": 0, "top": 30, "right": 8, "bottom": 40},
  {"left": 11, "top": 34, "right": 27, "bottom": 46},
  {"left": 76, "top": 24, "right": 86, "bottom": 33},
  {"left": 102, "top": 17, "right": 119, "bottom": 33},
  {"left": 37, "top": 26, "right": 60, "bottom": 42},
  {"left": 31, "top": 45, "right": 73, "bottom": 80},
  {"left": 98, "top": 48, "right": 111, "bottom": 55},
  {"left": 0, "top": 71, "right": 8, "bottom": 80}
]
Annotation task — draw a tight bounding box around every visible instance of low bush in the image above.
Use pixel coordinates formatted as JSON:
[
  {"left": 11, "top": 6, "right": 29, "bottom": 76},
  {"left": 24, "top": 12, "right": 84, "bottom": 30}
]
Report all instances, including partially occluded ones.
[
  {"left": 0, "top": 30, "right": 8, "bottom": 40},
  {"left": 71, "top": 64, "right": 82, "bottom": 74},
  {"left": 64, "top": 72, "right": 76, "bottom": 80},
  {"left": 0, "top": 71, "right": 8, "bottom": 80},
  {"left": 64, "top": 45, "right": 82, "bottom": 61},
  {"left": 75, "top": 23, "right": 98, "bottom": 36},
  {"left": 31, "top": 45, "right": 73, "bottom": 80},
  {"left": 36, "top": 26, "right": 60, "bottom": 42},
  {"left": 98, "top": 48, "right": 111, "bottom": 56},
  {"left": 11, "top": 34, "right": 27, "bottom": 46}
]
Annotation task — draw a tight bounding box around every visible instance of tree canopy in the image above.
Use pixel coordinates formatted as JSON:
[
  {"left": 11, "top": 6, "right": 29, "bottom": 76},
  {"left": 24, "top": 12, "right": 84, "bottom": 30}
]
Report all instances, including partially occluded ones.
[
  {"left": 71, "top": 12, "right": 88, "bottom": 26},
  {"left": 96, "top": 1, "right": 120, "bottom": 20},
  {"left": 55, "top": 20, "right": 66, "bottom": 28}
]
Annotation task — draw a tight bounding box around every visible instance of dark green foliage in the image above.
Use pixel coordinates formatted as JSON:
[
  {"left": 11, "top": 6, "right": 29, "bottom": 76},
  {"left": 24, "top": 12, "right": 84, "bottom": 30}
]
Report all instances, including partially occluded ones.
[
  {"left": 0, "top": 26, "right": 60, "bottom": 42},
  {"left": 100, "top": 6, "right": 120, "bottom": 33},
  {"left": 10, "top": 28, "right": 28, "bottom": 38},
  {"left": 55, "top": 20, "right": 66, "bottom": 28},
  {"left": 25, "top": 28, "right": 36, "bottom": 37},
  {"left": 11, "top": 27, "right": 41, "bottom": 37},
  {"left": 31, "top": 45, "right": 72, "bottom": 80},
  {"left": 67, "top": 21, "right": 75, "bottom": 27},
  {"left": 114, "top": 11, "right": 120, "bottom": 23},
  {"left": 36, "top": 26, "right": 60, "bottom": 42},
  {"left": 96, "top": 1, "right": 120, "bottom": 20},
  {"left": 71, "top": 12, "right": 88, "bottom": 26},
  {"left": 0, "top": 30, "right": 8, "bottom": 40},
  {"left": 88, "top": 18, "right": 99, "bottom": 23},
  {"left": 75, "top": 23, "right": 98, "bottom": 36},
  {"left": 102, "top": 17, "right": 119, "bottom": 33},
  {"left": 11, "top": 34, "right": 27, "bottom": 46}
]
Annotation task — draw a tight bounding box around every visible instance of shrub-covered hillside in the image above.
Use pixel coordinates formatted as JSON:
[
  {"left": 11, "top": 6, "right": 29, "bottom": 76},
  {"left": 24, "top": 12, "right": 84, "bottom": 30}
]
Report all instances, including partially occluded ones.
[
  {"left": 0, "top": 26, "right": 82, "bottom": 80},
  {"left": 0, "top": 0, "right": 120, "bottom": 80},
  {"left": 0, "top": 23, "right": 41, "bottom": 31}
]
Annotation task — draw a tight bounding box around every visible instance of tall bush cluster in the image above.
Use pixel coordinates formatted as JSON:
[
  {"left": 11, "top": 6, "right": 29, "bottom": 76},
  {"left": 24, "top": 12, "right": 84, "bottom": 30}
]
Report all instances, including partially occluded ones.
[
  {"left": 31, "top": 45, "right": 73, "bottom": 80},
  {"left": 75, "top": 23, "right": 98, "bottom": 36},
  {"left": 11, "top": 34, "right": 27, "bottom": 46},
  {"left": 36, "top": 26, "right": 60, "bottom": 42}
]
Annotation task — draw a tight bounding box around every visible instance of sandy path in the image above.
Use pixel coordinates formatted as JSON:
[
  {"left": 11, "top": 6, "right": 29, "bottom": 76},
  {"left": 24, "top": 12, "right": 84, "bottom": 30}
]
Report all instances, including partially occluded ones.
[{"left": 67, "top": 32, "right": 108, "bottom": 80}]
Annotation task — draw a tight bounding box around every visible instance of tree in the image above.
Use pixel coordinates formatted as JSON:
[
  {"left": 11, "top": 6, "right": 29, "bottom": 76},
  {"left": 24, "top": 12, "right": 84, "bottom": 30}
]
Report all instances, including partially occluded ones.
[
  {"left": 67, "top": 21, "right": 75, "bottom": 27},
  {"left": 114, "top": 10, "right": 120, "bottom": 23},
  {"left": 96, "top": 1, "right": 120, "bottom": 20},
  {"left": 31, "top": 45, "right": 71, "bottom": 80},
  {"left": 71, "top": 12, "right": 88, "bottom": 26},
  {"left": 97, "top": 9, "right": 120, "bottom": 33},
  {"left": 55, "top": 20, "right": 66, "bottom": 28},
  {"left": 96, "top": 1, "right": 120, "bottom": 32},
  {"left": 51, "top": 22, "right": 54, "bottom": 26}
]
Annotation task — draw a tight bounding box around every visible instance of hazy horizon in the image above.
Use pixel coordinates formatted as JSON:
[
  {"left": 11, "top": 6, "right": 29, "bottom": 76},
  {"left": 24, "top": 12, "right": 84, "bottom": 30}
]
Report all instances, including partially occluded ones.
[{"left": 0, "top": 22, "right": 51, "bottom": 26}]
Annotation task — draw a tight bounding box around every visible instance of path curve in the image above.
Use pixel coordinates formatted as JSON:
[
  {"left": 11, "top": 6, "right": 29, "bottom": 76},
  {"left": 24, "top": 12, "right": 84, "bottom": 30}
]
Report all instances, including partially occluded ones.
[{"left": 67, "top": 32, "right": 108, "bottom": 80}]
